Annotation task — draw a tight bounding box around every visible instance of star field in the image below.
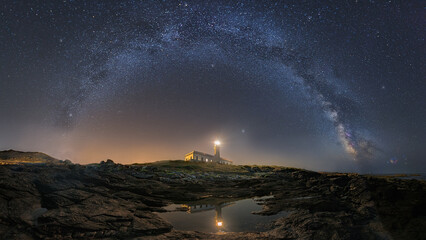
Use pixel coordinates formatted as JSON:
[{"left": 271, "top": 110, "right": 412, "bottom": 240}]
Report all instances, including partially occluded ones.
[{"left": 0, "top": 1, "right": 424, "bottom": 173}]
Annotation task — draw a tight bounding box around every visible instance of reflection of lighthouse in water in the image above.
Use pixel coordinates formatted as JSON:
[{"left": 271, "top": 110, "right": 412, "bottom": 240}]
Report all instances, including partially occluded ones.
[
  {"left": 215, "top": 205, "right": 223, "bottom": 228},
  {"left": 183, "top": 202, "right": 233, "bottom": 230}
]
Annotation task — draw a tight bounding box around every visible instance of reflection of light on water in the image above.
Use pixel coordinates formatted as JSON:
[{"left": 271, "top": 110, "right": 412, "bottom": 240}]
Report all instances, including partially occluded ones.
[{"left": 158, "top": 196, "right": 289, "bottom": 233}]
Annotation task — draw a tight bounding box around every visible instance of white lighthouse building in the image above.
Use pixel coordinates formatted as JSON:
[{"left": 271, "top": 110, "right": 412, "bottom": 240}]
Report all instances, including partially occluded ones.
[{"left": 184, "top": 141, "right": 232, "bottom": 164}]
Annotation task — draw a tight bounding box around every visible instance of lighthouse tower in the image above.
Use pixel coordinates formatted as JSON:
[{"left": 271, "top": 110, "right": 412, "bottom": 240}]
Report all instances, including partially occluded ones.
[{"left": 214, "top": 140, "right": 221, "bottom": 161}]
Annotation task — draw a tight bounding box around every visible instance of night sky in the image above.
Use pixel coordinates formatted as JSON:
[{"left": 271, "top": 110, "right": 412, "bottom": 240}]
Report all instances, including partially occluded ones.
[{"left": 1, "top": 1, "right": 425, "bottom": 173}]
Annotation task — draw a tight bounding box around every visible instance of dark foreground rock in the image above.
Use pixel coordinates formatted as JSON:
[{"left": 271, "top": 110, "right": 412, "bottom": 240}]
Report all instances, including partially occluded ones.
[{"left": 0, "top": 162, "right": 424, "bottom": 240}]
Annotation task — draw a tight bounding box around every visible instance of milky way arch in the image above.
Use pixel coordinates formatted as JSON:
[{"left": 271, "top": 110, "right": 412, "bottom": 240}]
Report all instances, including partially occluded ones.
[{"left": 46, "top": 1, "right": 380, "bottom": 169}]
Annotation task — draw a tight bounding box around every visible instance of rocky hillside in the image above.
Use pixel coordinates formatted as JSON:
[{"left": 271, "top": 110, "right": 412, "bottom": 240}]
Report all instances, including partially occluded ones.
[
  {"left": 0, "top": 150, "right": 64, "bottom": 165},
  {"left": 0, "top": 159, "right": 425, "bottom": 239}
]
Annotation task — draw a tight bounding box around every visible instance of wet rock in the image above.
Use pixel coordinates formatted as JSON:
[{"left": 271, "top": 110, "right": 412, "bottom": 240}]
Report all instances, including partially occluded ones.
[{"left": 0, "top": 163, "right": 424, "bottom": 239}]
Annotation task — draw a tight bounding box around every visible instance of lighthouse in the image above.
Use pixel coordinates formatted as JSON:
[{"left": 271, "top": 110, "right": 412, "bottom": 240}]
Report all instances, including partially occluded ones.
[
  {"left": 184, "top": 140, "right": 232, "bottom": 164},
  {"left": 214, "top": 140, "right": 221, "bottom": 160}
]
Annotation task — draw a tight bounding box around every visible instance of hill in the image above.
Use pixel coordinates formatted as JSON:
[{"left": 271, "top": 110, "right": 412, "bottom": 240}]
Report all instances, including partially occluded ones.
[
  {"left": 134, "top": 160, "right": 301, "bottom": 174},
  {"left": 0, "top": 149, "right": 63, "bottom": 165}
]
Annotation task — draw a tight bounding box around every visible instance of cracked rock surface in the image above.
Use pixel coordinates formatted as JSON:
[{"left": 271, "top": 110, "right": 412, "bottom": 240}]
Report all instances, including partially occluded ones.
[{"left": 0, "top": 161, "right": 425, "bottom": 240}]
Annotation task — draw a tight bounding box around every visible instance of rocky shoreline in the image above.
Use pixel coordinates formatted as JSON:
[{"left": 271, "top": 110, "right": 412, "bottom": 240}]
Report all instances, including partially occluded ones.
[{"left": 0, "top": 160, "right": 425, "bottom": 239}]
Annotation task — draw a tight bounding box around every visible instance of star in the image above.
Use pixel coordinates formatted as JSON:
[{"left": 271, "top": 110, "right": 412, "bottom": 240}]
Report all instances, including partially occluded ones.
[{"left": 0, "top": 0, "right": 423, "bottom": 172}]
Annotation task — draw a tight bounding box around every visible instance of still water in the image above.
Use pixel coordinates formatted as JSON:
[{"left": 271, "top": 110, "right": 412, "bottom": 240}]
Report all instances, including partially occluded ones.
[{"left": 158, "top": 197, "right": 288, "bottom": 233}]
